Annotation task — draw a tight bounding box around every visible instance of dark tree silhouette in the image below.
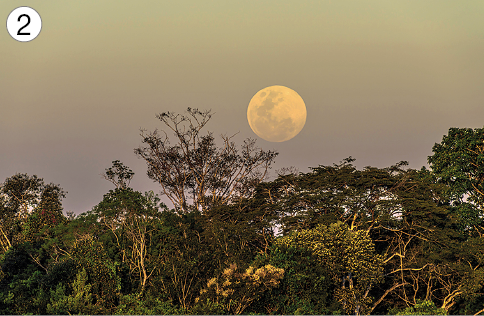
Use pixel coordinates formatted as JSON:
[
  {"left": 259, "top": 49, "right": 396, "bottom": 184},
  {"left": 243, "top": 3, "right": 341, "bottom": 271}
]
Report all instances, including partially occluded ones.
[
  {"left": 101, "top": 160, "right": 135, "bottom": 189},
  {"left": 134, "top": 108, "right": 278, "bottom": 213}
]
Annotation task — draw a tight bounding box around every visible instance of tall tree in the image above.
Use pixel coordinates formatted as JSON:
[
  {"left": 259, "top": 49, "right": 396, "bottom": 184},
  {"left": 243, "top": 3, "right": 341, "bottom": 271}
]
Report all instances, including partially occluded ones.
[
  {"left": 23, "top": 183, "right": 68, "bottom": 243},
  {"left": 0, "top": 174, "right": 66, "bottom": 254},
  {"left": 255, "top": 157, "right": 412, "bottom": 235},
  {"left": 91, "top": 187, "right": 163, "bottom": 293},
  {"left": 200, "top": 196, "right": 279, "bottom": 273},
  {"left": 274, "top": 221, "right": 384, "bottom": 315},
  {"left": 0, "top": 174, "right": 44, "bottom": 252},
  {"left": 152, "top": 210, "right": 213, "bottom": 311},
  {"left": 250, "top": 236, "right": 333, "bottom": 314},
  {"left": 134, "top": 108, "right": 278, "bottom": 213},
  {"left": 70, "top": 233, "right": 121, "bottom": 312},
  {"left": 428, "top": 127, "right": 484, "bottom": 233},
  {"left": 253, "top": 158, "right": 473, "bottom": 314},
  {"left": 0, "top": 173, "right": 44, "bottom": 220}
]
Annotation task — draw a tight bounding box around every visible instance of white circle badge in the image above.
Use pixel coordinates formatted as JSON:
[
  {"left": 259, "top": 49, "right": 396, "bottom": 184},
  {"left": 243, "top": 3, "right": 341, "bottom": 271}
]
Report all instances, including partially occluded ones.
[{"left": 7, "top": 7, "right": 42, "bottom": 42}]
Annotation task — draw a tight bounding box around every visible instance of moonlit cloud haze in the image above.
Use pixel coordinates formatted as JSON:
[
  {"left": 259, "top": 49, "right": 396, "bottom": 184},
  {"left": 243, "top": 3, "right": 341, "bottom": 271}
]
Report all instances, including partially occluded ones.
[{"left": 2, "top": 1, "right": 484, "bottom": 215}]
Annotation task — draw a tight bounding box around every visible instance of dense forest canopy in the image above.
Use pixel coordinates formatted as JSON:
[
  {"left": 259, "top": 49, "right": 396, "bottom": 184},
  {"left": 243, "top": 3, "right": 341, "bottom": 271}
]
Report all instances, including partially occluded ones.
[{"left": 1, "top": 109, "right": 483, "bottom": 315}]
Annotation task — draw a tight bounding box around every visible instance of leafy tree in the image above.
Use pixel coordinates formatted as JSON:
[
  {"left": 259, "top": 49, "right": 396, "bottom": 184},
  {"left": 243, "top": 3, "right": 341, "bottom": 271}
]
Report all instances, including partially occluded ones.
[
  {"left": 0, "top": 176, "right": 68, "bottom": 314},
  {"left": 152, "top": 209, "right": 213, "bottom": 311},
  {"left": 371, "top": 167, "right": 483, "bottom": 314},
  {"left": 91, "top": 187, "right": 164, "bottom": 293},
  {"left": 447, "top": 236, "right": 484, "bottom": 315},
  {"left": 46, "top": 268, "right": 102, "bottom": 315},
  {"left": 250, "top": 240, "right": 333, "bottom": 314},
  {"left": 114, "top": 292, "right": 182, "bottom": 315},
  {"left": 0, "top": 173, "right": 45, "bottom": 221},
  {"left": 134, "top": 108, "right": 278, "bottom": 213},
  {"left": 102, "top": 160, "right": 135, "bottom": 189},
  {"left": 428, "top": 127, "right": 484, "bottom": 233},
  {"left": 22, "top": 183, "right": 68, "bottom": 243},
  {"left": 41, "top": 257, "right": 78, "bottom": 292},
  {"left": 19, "top": 184, "right": 68, "bottom": 273},
  {"left": 200, "top": 199, "right": 278, "bottom": 274},
  {"left": 0, "top": 174, "right": 65, "bottom": 254},
  {"left": 195, "top": 263, "right": 284, "bottom": 314},
  {"left": 252, "top": 157, "right": 471, "bottom": 313},
  {"left": 70, "top": 233, "right": 121, "bottom": 312},
  {"left": 389, "top": 299, "right": 448, "bottom": 315},
  {"left": 251, "top": 157, "right": 417, "bottom": 236},
  {"left": 0, "top": 242, "right": 46, "bottom": 314},
  {"left": 275, "top": 221, "right": 384, "bottom": 315}
]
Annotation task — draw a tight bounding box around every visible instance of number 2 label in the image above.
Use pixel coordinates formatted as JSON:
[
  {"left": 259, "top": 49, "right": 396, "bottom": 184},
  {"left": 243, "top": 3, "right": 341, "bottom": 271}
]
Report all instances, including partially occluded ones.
[
  {"left": 17, "top": 14, "right": 31, "bottom": 35},
  {"left": 7, "top": 7, "right": 42, "bottom": 42}
]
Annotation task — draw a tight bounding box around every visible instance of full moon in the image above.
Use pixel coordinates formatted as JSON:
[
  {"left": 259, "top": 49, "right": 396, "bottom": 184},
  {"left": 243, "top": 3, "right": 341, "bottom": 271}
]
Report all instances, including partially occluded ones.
[{"left": 247, "top": 85, "right": 307, "bottom": 142}]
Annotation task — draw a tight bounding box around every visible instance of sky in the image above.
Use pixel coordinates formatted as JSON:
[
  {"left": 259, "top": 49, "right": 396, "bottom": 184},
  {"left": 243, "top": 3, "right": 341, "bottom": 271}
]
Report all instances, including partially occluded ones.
[{"left": 2, "top": 1, "right": 484, "bottom": 215}]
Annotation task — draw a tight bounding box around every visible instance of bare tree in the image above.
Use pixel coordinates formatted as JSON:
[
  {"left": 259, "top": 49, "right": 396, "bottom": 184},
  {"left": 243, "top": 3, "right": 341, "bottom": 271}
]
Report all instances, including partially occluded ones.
[{"left": 134, "top": 108, "right": 278, "bottom": 213}]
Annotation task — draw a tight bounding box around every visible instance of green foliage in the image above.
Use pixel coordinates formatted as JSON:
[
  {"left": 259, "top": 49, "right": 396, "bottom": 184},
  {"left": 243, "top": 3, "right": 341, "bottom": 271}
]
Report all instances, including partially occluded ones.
[
  {"left": 250, "top": 243, "right": 333, "bottom": 314},
  {"left": 0, "top": 242, "right": 47, "bottom": 314},
  {"left": 275, "top": 221, "right": 384, "bottom": 315},
  {"left": 196, "top": 263, "right": 284, "bottom": 314},
  {"left": 46, "top": 267, "right": 106, "bottom": 315},
  {"left": 0, "top": 173, "right": 45, "bottom": 214},
  {"left": 114, "top": 293, "right": 181, "bottom": 315},
  {"left": 390, "top": 299, "right": 448, "bottom": 315},
  {"left": 190, "top": 298, "right": 226, "bottom": 315},
  {"left": 3, "top": 124, "right": 484, "bottom": 315},
  {"left": 42, "top": 258, "right": 78, "bottom": 290},
  {"left": 103, "top": 160, "right": 135, "bottom": 189},
  {"left": 0, "top": 174, "right": 66, "bottom": 255},
  {"left": 153, "top": 209, "right": 214, "bottom": 310},
  {"left": 257, "top": 157, "right": 426, "bottom": 238},
  {"left": 90, "top": 187, "right": 164, "bottom": 292},
  {"left": 428, "top": 127, "right": 484, "bottom": 231},
  {"left": 71, "top": 234, "right": 121, "bottom": 311},
  {"left": 22, "top": 207, "right": 67, "bottom": 243},
  {"left": 201, "top": 201, "right": 277, "bottom": 275}
]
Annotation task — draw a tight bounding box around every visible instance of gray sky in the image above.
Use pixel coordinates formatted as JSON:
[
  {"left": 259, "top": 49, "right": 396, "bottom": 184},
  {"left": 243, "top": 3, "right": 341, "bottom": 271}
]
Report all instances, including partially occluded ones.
[{"left": 2, "top": 1, "right": 484, "bottom": 215}]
